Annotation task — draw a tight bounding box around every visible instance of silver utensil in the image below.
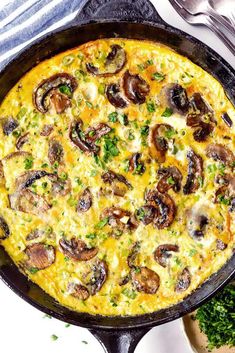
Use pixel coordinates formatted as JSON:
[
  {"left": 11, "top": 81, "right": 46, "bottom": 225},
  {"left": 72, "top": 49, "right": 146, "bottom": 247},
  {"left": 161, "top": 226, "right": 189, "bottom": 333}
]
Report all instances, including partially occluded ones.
[
  {"left": 169, "top": 0, "right": 235, "bottom": 56},
  {"left": 175, "top": 0, "right": 235, "bottom": 36},
  {"left": 211, "top": 0, "right": 235, "bottom": 27}
]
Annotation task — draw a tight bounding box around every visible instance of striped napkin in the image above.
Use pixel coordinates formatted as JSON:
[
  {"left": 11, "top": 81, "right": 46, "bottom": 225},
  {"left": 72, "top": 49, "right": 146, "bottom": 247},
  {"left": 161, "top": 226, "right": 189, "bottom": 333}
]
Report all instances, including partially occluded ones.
[{"left": 0, "top": 0, "right": 84, "bottom": 70}]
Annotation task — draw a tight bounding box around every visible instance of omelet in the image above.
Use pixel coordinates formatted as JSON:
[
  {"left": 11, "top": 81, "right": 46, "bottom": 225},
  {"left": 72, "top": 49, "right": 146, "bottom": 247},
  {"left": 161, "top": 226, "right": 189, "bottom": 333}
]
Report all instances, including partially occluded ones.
[{"left": 0, "top": 39, "right": 234, "bottom": 316}]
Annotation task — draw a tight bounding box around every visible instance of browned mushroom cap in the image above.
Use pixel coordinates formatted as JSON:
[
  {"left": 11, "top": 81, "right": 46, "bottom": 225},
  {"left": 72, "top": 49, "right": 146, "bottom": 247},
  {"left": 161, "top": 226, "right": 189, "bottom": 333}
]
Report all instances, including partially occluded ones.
[
  {"left": 77, "top": 187, "right": 92, "bottom": 213},
  {"left": 106, "top": 83, "right": 128, "bottom": 108},
  {"left": 25, "top": 243, "right": 55, "bottom": 270},
  {"left": 48, "top": 139, "right": 64, "bottom": 165},
  {"left": 175, "top": 267, "right": 191, "bottom": 292},
  {"left": 221, "top": 112, "right": 233, "bottom": 128},
  {"left": 129, "top": 153, "right": 145, "bottom": 175},
  {"left": 49, "top": 89, "right": 71, "bottom": 114},
  {"left": 157, "top": 166, "right": 182, "bottom": 193},
  {"left": 51, "top": 177, "right": 71, "bottom": 197},
  {"left": 9, "top": 189, "right": 51, "bottom": 215},
  {"left": 101, "top": 207, "right": 138, "bottom": 235},
  {"left": 123, "top": 71, "right": 150, "bottom": 104},
  {"left": 148, "top": 124, "right": 173, "bottom": 163},
  {"left": 26, "top": 229, "right": 45, "bottom": 241},
  {"left": 160, "top": 83, "right": 189, "bottom": 115},
  {"left": 69, "top": 119, "right": 98, "bottom": 154},
  {"left": 86, "top": 45, "right": 126, "bottom": 77},
  {"left": 215, "top": 174, "right": 235, "bottom": 210},
  {"left": 33, "top": 73, "right": 77, "bottom": 114},
  {"left": 16, "top": 170, "right": 51, "bottom": 190},
  {"left": 131, "top": 266, "right": 160, "bottom": 294},
  {"left": 85, "top": 123, "right": 112, "bottom": 144},
  {"left": 183, "top": 149, "right": 203, "bottom": 195},
  {"left": 40, "top": 124, "right": 54, "bottom": 136},
  {"left": 0, "top": 161, "right": 5, "bottom": 187},
  {"left": 88, "top": 260, "right": 108, "bottom": 295},
  {"left": 101, "top": 170, "right": 132, "bottom": 197},
  {"left": 16, "top": 132, "right": 29, "bottom": 150},
  {"left": 135, "top": 205, "right": 157, "bottom": 225},
  {"left": 67, "top": 283, "right": 90, "bottom": 300},
  {"left": 127, "top": 241, "right": 140, "bottom": 268},
  {"left": 206, "top": 144, "right": 235, "bottom": 167},
  {"left": 3, "top": 151, "right": 32, "bottom": 161},
  {"left": 1, "top": 116, "right": 19, "bottom": 135},
  {"left": 154, "top": 244, "right": 179, "bottom": 267},
  {"left": 145, "top": 190, "right": 176, "bottom": 229},
  {"left": 59, "top": 237, "right": 98, "bottom": 261},
  {"left": 0, "top": 215, "right": 10, "bottom": 240},
  {"left": 186, "top": 208, "right": 208, "bottom": 240}
]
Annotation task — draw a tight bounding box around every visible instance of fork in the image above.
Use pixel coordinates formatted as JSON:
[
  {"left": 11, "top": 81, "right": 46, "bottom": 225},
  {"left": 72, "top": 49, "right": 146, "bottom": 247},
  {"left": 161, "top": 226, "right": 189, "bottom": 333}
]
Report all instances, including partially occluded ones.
[
  {"left": 169, "top": 0, "right": 235, "bottom": 56},
  {"left": 175, "top": 0, "right": 235, "bottom": 36},
  {"left": 211, "top": 0, "right": 235, "bottom": 27}
]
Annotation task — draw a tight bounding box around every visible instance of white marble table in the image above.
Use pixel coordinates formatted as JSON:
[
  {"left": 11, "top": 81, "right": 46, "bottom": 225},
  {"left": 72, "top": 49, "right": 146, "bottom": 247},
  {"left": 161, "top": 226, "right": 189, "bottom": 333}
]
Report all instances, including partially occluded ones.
[{"left": 0, "top": 1, "right": 233, "bottom": 352}]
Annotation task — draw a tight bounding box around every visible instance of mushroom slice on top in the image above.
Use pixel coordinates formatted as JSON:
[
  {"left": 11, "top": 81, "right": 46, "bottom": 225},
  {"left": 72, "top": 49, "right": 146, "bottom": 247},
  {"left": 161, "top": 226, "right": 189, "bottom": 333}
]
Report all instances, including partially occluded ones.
[
  {"left": 129, "top": 153, "right": 145, "bottom": 175},
  {"left": 160, "top": 83, "right": 189, "bottom": 115},
  {"left": 0, "top": 116, "right": 19, "bottom": 135},
  {"left": 186, "top": 207, "right": 208, "bottom": 240},
  {"left": 183, "top": 149, "right": 203, "bottom": 195},
  {"left": 127, "top": 241, "right": 141, "bottom": 268},
  {"left": 145, "top": 190, "right": 176, "bottom": 229},
  {"left": 25, "top": 243, "right": 55, "bottom": 270},
  {"left": 77, "top": 187, "right": 92, "bottom": 213},
  {"left": 0, "top": 215, "right": 10, "bottom": 240},
  {"left": 131, "top": 266, "right": 160, "bottom": 294},
  {"left": 67, "top": 282, "right": 90, "bottom": 300},
  {"left": 48, "top": 139, "right": 64, "bottom": 165},
  {"left": 0, "top": 161, "right": 5, "bottom": 186},
  {"left": 85, "top": 123, "right": 112, "bottom": 144},
  {"left": 135, "top": 205, "right": 157, "bottom": 225},
  {"left": 33, "top": 73, "right": 77, "bottom": 114},
  {"left": 9, "top": 189, "right": 51, "bottom": 215},
  {"left": 3, "top": 151, "right": 32, "bottom": 161},
  {"left": 175, "top": 267, "right": 191, "bottom": 292},
  {"left": 16, "top": 132, "right": 29, "bottom": 150},
  {"left": 157, "top": 166, "right": 182, "bottom": 193},
  {"left": 206, "top": 144, "right": 235, "bottom": 167},
  {"left": 88, "top": 260, "right": 108, "bottom": 295},
  {"left": 106, "top": 83, "right": 128, "bottom": 108},
  {"left": 221, "top": 112, "right": 233, "bottom": 128},
  {"left": 16, "top": 170, "right": 51, "bottom": 190},
  {"left": 123, "top": 71, "right": 150, "bottom": 104},
  {"left": 51, "top": 176, "right": 71, "bottom": 197},
  {"left": 101, "top": 207, "right": 138, "bottom": 236},
  {"left": 86, "top": 45, "right": 126, "bottom": 76},
  {"left": 148, "top": 124, "right": 173, "bottom": 163},
  {"left": 215, "top": 174, "right": 235, "bottom": 210},
  {"left": 69, "top": 119, "right": 99, "bottom": 154},
  {"left": 101, "top": 170, "right": 132, "bottom": 197},
  {"left": 154, "top": 244, "right": 179, "bottom": 268},
  {"left": 59, "top": 237, "right": 98, "bottom": 261},
  {"left": 40, "top": 124, "right": 54, "bottom": 137}
]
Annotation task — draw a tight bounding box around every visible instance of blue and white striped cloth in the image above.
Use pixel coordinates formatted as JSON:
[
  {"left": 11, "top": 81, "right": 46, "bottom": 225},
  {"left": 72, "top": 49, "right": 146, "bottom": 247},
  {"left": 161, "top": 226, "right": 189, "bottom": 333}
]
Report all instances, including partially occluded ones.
[{"left": 0, "top": 0, "right": 84, "bottom": 70}]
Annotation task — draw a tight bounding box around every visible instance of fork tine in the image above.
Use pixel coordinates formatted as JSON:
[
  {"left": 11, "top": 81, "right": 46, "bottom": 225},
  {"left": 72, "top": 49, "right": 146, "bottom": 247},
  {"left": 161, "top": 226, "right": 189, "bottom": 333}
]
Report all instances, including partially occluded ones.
[{"left": 169, "top": 0, "right": 190, "bottom": 18}]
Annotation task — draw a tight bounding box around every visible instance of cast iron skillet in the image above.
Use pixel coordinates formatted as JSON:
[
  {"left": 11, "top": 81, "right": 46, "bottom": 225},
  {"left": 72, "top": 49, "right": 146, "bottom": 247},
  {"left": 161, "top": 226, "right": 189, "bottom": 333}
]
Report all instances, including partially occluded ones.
[{"left": 0, "top": 0, "right": 235, "bottom": 352}]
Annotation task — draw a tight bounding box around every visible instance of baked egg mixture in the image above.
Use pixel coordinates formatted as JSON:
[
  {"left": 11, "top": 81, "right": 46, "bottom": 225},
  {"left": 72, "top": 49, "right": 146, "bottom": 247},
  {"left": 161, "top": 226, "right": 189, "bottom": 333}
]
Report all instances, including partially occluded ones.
[{"left": 0, "top": 39, "right": 234, "bottom": 316}]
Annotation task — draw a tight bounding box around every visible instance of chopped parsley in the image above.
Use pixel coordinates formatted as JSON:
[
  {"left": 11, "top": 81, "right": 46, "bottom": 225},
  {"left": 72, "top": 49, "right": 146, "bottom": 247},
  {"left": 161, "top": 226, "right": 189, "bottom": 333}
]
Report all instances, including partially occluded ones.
[
  {"left": 162, "top": 107, "right": 173, "bottom": 117},
  {"left": 28, "top": 267, "right": 39, "bottom": 274},
  {"left": 62, "top": 54, "right": 75, "bottom": 66},
  {"left": 167, "top": 176, "right": 175, "bottom": 185},
  {"left": 24, "top": 156, "right": 33, "bottom": 170},
  {"left": 165, "top": 127, "right": 176, "bottom": 139},
  {"left": 146, "top": 101, "right": 156, "bottom": 113},
  {"left": 122, "top": 288, "right": 137, "bottom": 299},
  {"left": 152, "top": 71, "right": 166, "bottom": 82},
  {"left": 217, "top": 194, "right": 231, "bottom": 205},
  {"left": 118, "top": 113, "right": 128, "bottom": 126},
  {"left": 86, "top": 233, "right": 97, "bottom": 239},
  {"left": 103, "top": 135, "right": 119, "bottom": 162},
  {"left": 96, "top": 217, "right": 109, "bottom": 229},
  {"left": 59, "top": 85, "right": 72, "bottom": 96},
  {"left": 108, "top": 112, "right": 118, "bottom": 123}
]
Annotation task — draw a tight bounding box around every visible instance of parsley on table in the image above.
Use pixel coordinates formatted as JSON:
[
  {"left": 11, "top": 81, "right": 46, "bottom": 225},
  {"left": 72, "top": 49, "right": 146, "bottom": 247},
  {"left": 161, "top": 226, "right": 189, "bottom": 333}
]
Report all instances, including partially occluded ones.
[
  {"left": 195, "top": 284, "right": 235, "bottom": 350},
  {"left": 51, "top": 334, "right": 58, "bottom": 341}
]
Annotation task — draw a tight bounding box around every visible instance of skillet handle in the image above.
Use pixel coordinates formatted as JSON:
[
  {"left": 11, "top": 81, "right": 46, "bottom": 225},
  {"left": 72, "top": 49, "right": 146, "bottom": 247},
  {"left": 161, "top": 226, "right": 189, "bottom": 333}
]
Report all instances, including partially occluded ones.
[
  {"left": 77, "top": 0, "right": 165, "bottom": 24},
  {"left": 89, "top": 328, "right": 150, "bottom": 353}
]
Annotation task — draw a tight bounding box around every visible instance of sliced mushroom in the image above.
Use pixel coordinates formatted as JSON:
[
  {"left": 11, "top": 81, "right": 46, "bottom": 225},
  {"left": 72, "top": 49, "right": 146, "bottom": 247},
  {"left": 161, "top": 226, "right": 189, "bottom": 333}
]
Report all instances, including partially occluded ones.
[
  {"left": 216, "top": 239, "right": 228, "bottom": 251},
  {"left": 51, "top": 177, "right": 71, "bottom": 197},
  {"left": 145, "top": 190, "right": 176, "bottom": 229},
  {"left": 16, "top": 133, "right": 29, "bottom": 150},
  {"left": 85, "top": 123, "right": 111, "bottom": 144},
  {"left": 183, "top": 149, "right": 203, "bottom": 195},
  {"left": 59, "top": 237, "right": 98, "bottom": 261},
  {"left": 69, "top": 119, "right": 98, "bottom": 154},
  {"left": 3, "top": 151, "right": 32, "bottom": 161},
  {"left": 77, "top": 187, "right": 92, "bottom": 213},
  {"left": 101, "top": 170, "right": 132, "bottom": 197},
  {"left": 221, "top": 112, "right": 233, "bottom": 128},
  {"left": 33, "top": 73, "right": 77, "bottom": 114},
  {"left": 175, "top": 267, "right": 191, "bottom": 292},
  {"left": 88, "top": 260, "right": 108, "bottom": 295},
  {"left": 160, "top": 83, "right": 189, "bottom": 115},
  {"left": 9, "top": 189, "right": 51, "bottom": 215},
  {"left": 40, "top": 124, "right": 54, "bottom": 136},
  {"left": 101, "top": 207, "right": 138, "bottom": 236},
  {"left": 129, "top": 153, "right": 145, "bottom": 175},
  {"left": 154, "top": 244, "right": 179, "bottom": 268},
  {"left": 157, "top": 166, "right": 182, "bottom": 193},
  {"left": 192, "top": 122, "right": 214, "bottom": 142},
  {"left": 0, "top": 161, "right": 5, "bottom": 186},
  {"left": 106, "top": 83, "right": 128, "bottom": 108},
  {"left": 131, "top": 266, "right": 160, "bottom": 294},
  {"left": 148, "top": 124, "right": 173, "bottom": 163},
  {"left": 67, "top": 283, "right": 90, "bottom": 300},
  {"left": 16, "top": 170, "right": 50, "bottom": 190},
  {"left": 26, "top": 229, "right": 45, "bottom": 241},
  {"left": 25, "top": 243, "right": 55, "bottom": 270},
  {"left": 135, "top": 205, "right": 157, "bottom": 225},
  {"left": 123, "top": 71, "right": 150, "bottom": 104},
  {"left": 48, "top": 139, "right": 64, "bottom": 165},
  {"left": 86, "top": 45, "right": 126, "bottom": 76},
  {"left": 206, "top": 144, "right": 235, "bottom": 167},
  {"left": 127, "top": 241, "right": 140, "bottom": 268},
  {"left": 1, "top": 116, "right": 19, "bottom": 135},
  {"left": 0, "top": 215, "right": 10, "bottom": 240},
  {"left": 186, "top": 207, "right": 208, "bottom": 240},
  {"left": 215, "top": 174, "right": 235, "bottom": 209},
  {"left": 49, "top": 89, "right": 71, "bottom": 114}
]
